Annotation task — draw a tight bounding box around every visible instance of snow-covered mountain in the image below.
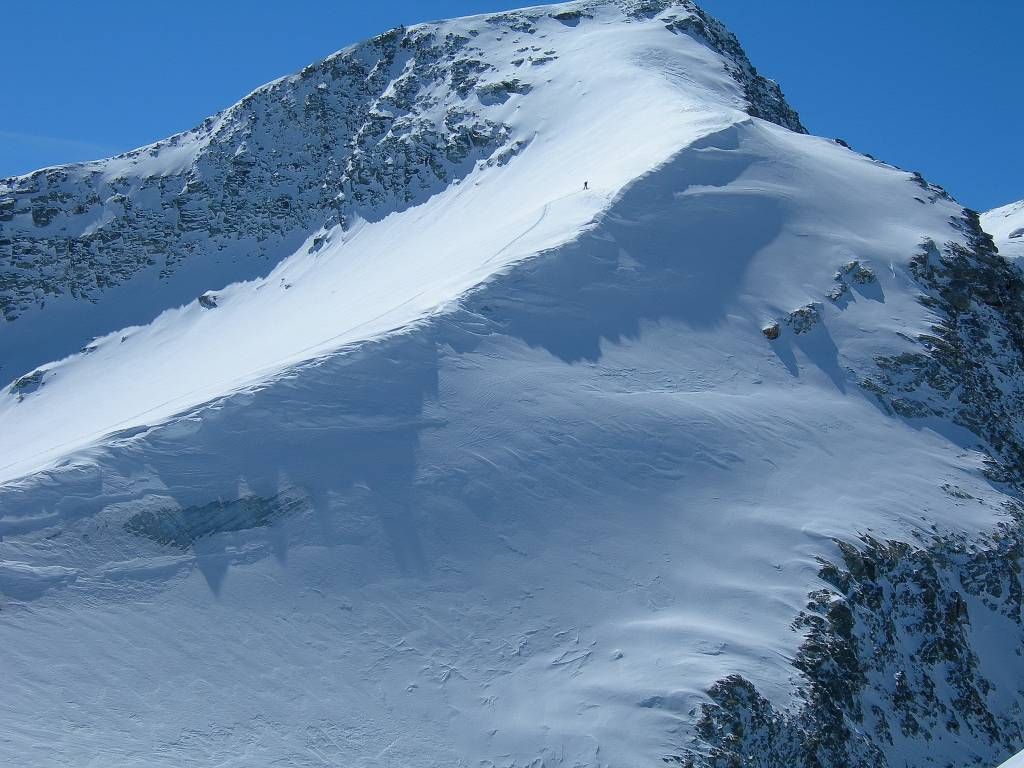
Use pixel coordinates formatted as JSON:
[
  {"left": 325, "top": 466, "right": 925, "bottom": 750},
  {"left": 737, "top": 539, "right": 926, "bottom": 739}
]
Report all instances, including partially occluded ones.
[
  {"left": 1, "top": 2, "right": 1022, "bottom": 767},
  {"left": 984, "top": 199, "right": 1024, "bottom": 261}
]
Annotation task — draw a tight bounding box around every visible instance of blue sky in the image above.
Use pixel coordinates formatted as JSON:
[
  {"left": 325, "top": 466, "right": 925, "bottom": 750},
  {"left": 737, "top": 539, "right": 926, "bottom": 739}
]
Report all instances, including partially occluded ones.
[{"left": 2, "top": 1, "right": 1020, "bottom": 211}]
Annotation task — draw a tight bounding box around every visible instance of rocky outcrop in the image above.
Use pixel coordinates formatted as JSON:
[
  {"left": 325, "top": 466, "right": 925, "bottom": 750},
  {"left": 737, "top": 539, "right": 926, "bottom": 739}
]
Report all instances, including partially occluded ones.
[
  {"left": 660, "top": 2, "right": 805, "bottom": 133},
  {"left": 684, "top": 203, "right": 1024, "bottom": 767},
  {"left": 0, "top": 27, "right": 515, "bottom": 322},
  {"left": 0, "top": 1, "right": 804, "bottom": 326},
  {"left": 861, "top": 210, "right": 1024, "bottom": 483},
  {"left": 783, "top": 302, "right": 822, "bottom": 334},
  {"left": 124, "top": 493, "right": 308, "bottom": 549},
  {"left": 682, "top": 519, "right": 1024, "bottom": 768},
  {"left": 8, "top": 369, "right": 44, "bottom": 400}
]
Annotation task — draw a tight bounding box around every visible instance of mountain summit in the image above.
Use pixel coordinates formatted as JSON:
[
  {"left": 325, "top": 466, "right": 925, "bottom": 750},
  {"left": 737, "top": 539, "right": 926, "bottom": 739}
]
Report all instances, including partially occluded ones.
[
  {"left": 2, "top": 2, "right": 1023, "bottom": 767},
  {"left": 0, "top": 0, "right": 801, "bottom": 482}
]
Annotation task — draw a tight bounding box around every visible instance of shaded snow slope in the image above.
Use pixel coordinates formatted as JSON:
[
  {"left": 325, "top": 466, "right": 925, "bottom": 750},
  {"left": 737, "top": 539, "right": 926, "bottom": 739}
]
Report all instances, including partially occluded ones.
[
  {"left": 3, "top": 120, "right": 1021, "bottom": 767},
  {"left": 2, "top": 2, "right": 1024, "bottom": 768},
  {"left": 983, "top": 199, "right": 1024, "bottom": 260}
]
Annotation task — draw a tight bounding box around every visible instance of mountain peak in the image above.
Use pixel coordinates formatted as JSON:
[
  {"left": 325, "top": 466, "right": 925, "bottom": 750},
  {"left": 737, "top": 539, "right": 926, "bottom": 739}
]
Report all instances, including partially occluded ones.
[
  {"left": 3, "top": 5, "right": 1023, "bottom": 768},
  {"left": 0, "top": 0, "right": 799, "bottom": 402}
]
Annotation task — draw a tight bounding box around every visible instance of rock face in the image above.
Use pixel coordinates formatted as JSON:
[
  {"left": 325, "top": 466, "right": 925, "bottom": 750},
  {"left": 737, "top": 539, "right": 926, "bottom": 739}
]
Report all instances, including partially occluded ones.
[
  {"left": 0, "top": 27, "right": 514, "bottom": 324},
  {"left": 0, "top": 0, "right": 801, "bottom": 342},
  {"left": 660, "top": 6, "right": 804, "bottom": 134},
  {"left": 863, "top": 212, "right": 1024, "bottom": 480},
  {"left": 125, "top": 493, "right": 308, "bottom": 548},
  {"left": 687, "top": 524, "right": 1024, "bottom": 768},
  {"left": 685, "top": 207, "right": 1024, "bottom": 767}
]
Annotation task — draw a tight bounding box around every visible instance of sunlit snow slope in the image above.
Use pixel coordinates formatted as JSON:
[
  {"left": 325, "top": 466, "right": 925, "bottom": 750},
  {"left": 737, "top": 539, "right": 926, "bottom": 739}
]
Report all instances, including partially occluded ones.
[
  {"left": 2, "top": 2, "right": 1024, "bottom": 767},
  {"left": 984, "top": 199, "right": 1024, "bottom": 260},
  {"left": 0, "top": 3, "right": 769, "bottom": 483}
]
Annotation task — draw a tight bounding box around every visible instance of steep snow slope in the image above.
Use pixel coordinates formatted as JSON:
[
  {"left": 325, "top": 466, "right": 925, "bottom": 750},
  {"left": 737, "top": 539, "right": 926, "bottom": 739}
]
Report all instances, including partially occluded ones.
[
  {"left": 0, "top": 1, "right": 798, "bottom": 388},
  {"left": 0, "top": 1, "right": 793, "bottom": 483},
  {"left": 2, "top": 2, "right": 1024, "bottom": 768},
  {"left": 983, "top": 199, "right": 1024, "bottom": 260}
]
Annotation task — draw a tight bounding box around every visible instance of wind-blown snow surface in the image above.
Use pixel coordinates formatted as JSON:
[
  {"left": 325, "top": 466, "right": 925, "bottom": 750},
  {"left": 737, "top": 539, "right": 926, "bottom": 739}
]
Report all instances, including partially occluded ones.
[
  {"left": 984, "top": 199, "right": 1024, "bottom": 261},
  {"left": 1, "top": 2, "right": 1022, "bottom": 767}
]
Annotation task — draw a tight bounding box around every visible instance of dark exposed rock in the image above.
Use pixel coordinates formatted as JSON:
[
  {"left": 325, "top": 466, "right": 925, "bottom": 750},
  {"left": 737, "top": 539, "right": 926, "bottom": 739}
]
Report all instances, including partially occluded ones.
[
  {"left": 837, "top": 259, "right": 876, "bottom": 285},
  {"left": 828, "top": 260, "right": 875, "bottom": 305},
  {"left": 550, "top": 10, "right": 592, "bottom": 25},
  {"left": 0, "top": 2, "right": 806, "bottom": 328},
  {"left": 683, "top": 204, "right": 1024, "bottom": 767},
  {"left": 9, "top": 369, "right": 43, "bottom": 399},
  {"left": 783, "top": 303, "right": 821, "bottom": 334},
  {"left": 124, "top": 493, "right": 307, "bottom": 549},
  {"left": 682, "top": 524, "right": 1024, "bottom": 767},
  {"left": 826, "top": 282, "right": 849, "bottom": 303},
  {"left": 0, "top": 26, "right": 513, "bottom": 323},
  {"left": 862, "top": 211, "right": 1024, "bottom": 485},
  {"left": 661, "top": 3, "right": 805, "bottom": 134},
  {"left": 476, "top": 78, "right": 532, "bottom": 105}
]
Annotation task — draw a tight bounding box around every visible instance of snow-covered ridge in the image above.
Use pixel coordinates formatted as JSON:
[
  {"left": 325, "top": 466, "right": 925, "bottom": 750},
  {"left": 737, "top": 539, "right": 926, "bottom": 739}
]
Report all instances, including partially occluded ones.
[
  {"left": 0, "top": 0, "right": 796, "bottom": 483},
  {"left": 0, "top": 0, "right": 800, "bottom": 384},
  {"left": 2, "top": 2, "right": 1024, "bottom": 767},
  {"left": 983, "top": 199, "right": 1024, "bottom": 260}
]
